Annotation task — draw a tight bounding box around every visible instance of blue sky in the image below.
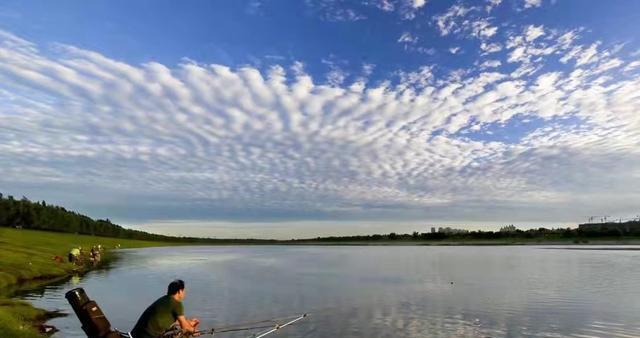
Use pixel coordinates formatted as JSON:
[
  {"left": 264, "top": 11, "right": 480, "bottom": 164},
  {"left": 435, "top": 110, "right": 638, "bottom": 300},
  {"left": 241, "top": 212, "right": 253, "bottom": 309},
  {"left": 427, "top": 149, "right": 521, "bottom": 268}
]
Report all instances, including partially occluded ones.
[{"left": 1, "top": 0, "right": 639, "bottom": 238}]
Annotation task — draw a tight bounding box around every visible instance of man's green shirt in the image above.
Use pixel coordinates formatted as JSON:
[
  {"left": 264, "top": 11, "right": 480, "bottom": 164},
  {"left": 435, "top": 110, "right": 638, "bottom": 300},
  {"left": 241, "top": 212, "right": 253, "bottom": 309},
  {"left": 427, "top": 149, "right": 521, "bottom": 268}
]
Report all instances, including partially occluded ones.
[{"left": 131, "top": 295, "right": 184, "bottom": 338}]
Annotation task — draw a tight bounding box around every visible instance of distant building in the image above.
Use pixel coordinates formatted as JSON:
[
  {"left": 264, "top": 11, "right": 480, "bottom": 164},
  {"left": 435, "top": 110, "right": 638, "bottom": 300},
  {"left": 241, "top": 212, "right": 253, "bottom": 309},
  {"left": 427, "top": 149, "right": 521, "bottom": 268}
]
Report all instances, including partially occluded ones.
[
  {"left": 578, "top": 221, "right": 640, "bottom": 234},
  {"left": 437, "top": 227, "right": 469, "bottom": 235},
  {"left": 499, "top": 224, "right": 517, "bottom": 233}
]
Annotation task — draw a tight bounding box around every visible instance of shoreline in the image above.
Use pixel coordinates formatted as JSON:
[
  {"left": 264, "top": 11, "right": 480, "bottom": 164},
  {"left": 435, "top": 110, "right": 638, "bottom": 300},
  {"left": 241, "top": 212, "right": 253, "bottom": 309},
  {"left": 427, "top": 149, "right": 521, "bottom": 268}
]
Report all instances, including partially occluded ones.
[
  {"left": 0, "top": 228, "right": 180, "bottom": 338},
  {"left": 2, "top": 260, "right": 111, "bottom": 338}
]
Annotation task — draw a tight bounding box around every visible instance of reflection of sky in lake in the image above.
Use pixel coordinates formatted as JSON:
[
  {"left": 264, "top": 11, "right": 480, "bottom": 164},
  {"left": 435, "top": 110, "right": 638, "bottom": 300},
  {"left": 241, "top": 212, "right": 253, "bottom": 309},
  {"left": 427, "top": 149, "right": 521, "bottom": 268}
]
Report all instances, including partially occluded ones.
[{"left": 22, "top": 246, "right": 640, "bottom": 338}]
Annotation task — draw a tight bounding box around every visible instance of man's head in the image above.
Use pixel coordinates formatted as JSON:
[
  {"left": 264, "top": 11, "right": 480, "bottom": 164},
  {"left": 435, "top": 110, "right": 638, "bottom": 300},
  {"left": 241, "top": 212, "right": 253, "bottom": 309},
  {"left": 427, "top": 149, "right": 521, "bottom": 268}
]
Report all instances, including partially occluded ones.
[{"left": 167, "top": 279, "right": 186, "bottom": 301}]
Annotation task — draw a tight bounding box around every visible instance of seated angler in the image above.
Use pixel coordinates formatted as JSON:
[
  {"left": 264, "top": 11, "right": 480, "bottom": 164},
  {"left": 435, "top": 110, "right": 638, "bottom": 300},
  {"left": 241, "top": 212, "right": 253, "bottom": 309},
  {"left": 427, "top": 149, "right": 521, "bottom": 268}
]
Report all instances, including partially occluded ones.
[{"left": 131, "top": 279, "right": 200, "bottom": 338}]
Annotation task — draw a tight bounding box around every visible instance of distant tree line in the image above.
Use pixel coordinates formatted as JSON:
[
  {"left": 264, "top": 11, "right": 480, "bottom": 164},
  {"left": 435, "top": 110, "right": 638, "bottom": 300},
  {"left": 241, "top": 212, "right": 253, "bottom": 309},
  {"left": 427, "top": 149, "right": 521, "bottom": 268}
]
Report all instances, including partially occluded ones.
[
  {"left": 297, "top": 223, "right": 640, "bottom": 243},
  {"left": 0, "top": 193, "right": 275, "bottom": 244}
]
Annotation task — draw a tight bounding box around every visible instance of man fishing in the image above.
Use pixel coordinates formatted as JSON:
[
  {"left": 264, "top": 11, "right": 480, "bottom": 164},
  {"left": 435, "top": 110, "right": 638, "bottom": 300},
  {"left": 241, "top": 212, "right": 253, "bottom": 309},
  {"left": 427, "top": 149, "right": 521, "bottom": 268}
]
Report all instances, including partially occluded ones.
[{"left": 131, "top": 279, "right": 200, "bottom": 338}]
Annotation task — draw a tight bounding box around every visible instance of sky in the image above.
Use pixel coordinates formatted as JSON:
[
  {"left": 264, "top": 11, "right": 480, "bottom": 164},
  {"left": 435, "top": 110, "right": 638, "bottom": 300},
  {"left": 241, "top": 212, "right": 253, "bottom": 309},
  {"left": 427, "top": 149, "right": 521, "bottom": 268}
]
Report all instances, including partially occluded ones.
[{"left": 1, "top": 0, "right": 639, "bottom": 239}]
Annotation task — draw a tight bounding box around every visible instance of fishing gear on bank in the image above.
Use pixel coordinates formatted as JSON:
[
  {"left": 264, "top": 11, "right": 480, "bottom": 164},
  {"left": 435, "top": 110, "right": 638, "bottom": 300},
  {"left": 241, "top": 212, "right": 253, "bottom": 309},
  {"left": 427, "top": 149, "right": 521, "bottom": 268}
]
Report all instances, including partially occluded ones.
[{"left": 65, "top": 280, "right": 307, "bottom": 338}]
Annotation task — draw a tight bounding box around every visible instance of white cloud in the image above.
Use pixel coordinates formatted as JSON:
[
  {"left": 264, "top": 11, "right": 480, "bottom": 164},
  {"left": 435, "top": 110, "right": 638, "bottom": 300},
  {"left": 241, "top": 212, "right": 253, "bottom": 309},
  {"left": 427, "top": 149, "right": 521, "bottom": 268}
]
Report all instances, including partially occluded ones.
[
  {"left": 478, "top": 59, "right": 502, "bottom": 69},
  {"left": 485, "top": 0, "right": 502, "bottom": 12},
  {"left": 480, "top": 42, "right": 503, "bottom": 54},
  {"left": 593, "top": 58, "right": 623, "bottom": 74},
  {"left": 525, "top": 25, "right": 545, "bottom": 42},
  {"left": 1, "top": 30, "right": 639, "bottom": 230},
  {"left": 396, "top": 0, "right": 428, "bottom": 19},
  {"left": 412, "top": 0, "right": 427, "bottom": 9},
  {"left": 362, "top": 63, "right": 376, "bottom": 76},
  {"left": 326, "top": 68, "right": 346, "bottom": 86},
  {"left": 559, "top": 42, "right": 607, "bottom": 67},
  {"left": 470, "top": 19, "right": 498, "bottom": 39},
  {"left": 398, "top": 32, "right": 418, "bottom": 45},
  {"left": 504, "top": 25, "right": 586, "bottom": 79},
  {"left": 449, "top": 47, "right": 461, "bottom": 54},
  {"left": 624, "top": 60, "right": 640, "bottom": 72},
  {"left": 575, "top": 42, "right": 600, "bottom": 66},
  {"left": 610, "top": 42, "right": 626, "bottom": 54},
  {"left": 434, "top": 4, "right": 473, "bottom": 36},
  {"left": 374, "top": 0, "right": 395, "bottom": 12},
  {"left": 291, "top": 61, "right": 305, "bottom": 76},
  {"left": 395, "top": 65, "right": 434, "bottom": 90},
  {"left": 371, "top": 0, "right": 427, "bottom": 19},
  {"left": 559, "top": 46, "right": 581, "bottom": 64},
  {"left": 433, "top": 5, "right": 497, "bottom": 41},
  {"left": 557, "top": 30, "right": 578, "bottom": 48},
  {"left": 524, "top": 0, "right": 542, "bottom": 9}
]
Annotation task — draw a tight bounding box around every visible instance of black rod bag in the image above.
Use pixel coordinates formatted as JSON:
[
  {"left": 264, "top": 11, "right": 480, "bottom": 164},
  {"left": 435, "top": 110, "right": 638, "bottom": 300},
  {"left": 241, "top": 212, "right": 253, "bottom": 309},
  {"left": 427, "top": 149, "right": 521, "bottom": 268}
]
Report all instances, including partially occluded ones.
[{"left": 65, "top": 288, "right": 114, "bottom": 338}]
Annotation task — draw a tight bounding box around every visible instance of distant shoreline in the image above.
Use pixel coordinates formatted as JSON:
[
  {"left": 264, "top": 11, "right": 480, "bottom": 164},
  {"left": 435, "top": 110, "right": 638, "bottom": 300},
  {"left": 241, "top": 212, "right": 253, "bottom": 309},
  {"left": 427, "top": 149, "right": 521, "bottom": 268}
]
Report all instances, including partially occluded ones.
[
  {"left": 278, "top": 240, "right": 640, "bottom": 246},
  {"left": 548, "top": 246, "right": 640, "bottom": 250}
]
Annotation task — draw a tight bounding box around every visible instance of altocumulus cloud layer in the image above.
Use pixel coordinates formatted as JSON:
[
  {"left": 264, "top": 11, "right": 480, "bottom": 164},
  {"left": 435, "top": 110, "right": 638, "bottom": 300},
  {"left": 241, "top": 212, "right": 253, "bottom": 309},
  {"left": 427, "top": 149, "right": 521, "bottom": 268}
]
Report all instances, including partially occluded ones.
[{"left": 0, "top": 26, "right": 639, "bottom": 236}]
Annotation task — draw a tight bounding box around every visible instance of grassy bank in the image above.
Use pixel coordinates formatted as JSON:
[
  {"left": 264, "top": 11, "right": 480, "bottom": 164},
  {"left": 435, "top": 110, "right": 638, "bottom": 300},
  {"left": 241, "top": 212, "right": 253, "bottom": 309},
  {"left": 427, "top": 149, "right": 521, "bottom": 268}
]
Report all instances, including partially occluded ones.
[
  {"left": 0, "top": 227, "right": 177, "bottom": 337},
  {"left": 0, "top": 299, "right": 50, "bottom": 338}
]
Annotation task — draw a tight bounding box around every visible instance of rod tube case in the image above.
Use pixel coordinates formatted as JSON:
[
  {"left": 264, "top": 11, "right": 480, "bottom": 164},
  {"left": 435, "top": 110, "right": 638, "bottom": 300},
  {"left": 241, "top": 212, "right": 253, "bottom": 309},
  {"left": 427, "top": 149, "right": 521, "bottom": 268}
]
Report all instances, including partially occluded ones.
[{"left": 65, "top": 287, "right": 116, "bottom": 338}]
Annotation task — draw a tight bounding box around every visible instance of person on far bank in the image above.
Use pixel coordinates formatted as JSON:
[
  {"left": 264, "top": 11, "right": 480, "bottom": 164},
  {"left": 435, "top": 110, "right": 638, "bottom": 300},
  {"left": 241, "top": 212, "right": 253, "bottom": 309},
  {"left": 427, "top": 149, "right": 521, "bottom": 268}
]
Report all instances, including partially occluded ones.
[
  {"left": 68, "top": 247, "right": 80, "bottom": 264},
  {"left": 131, "top": 279, "right": 200, "bottom": 338}
]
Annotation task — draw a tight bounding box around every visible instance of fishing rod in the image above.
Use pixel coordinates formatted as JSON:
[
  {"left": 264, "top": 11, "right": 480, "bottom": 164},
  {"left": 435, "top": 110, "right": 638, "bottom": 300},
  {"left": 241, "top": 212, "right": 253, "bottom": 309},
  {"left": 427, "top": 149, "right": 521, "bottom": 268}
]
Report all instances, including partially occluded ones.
[
  {"left": 249, "top": 313, "right": 307, "bottom": 338},
  {"left": 163, "top": 313, "right": 308, "bottom": 338}
]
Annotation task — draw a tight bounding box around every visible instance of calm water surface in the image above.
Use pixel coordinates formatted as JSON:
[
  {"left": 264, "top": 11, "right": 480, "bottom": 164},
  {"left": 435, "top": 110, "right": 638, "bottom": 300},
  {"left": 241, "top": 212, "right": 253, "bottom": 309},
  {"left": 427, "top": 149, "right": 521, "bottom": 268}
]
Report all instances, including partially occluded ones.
[{"left": 22, "top": 246, "right": 640, "bottom": 338}]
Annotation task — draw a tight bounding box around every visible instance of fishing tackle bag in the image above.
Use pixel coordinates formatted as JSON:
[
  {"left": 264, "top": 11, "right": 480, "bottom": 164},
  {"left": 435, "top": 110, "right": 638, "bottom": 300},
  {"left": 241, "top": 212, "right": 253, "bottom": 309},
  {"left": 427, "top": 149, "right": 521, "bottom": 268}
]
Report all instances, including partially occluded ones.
[{"left": 65, "top": 287, "right": 116, "bottom": 338}]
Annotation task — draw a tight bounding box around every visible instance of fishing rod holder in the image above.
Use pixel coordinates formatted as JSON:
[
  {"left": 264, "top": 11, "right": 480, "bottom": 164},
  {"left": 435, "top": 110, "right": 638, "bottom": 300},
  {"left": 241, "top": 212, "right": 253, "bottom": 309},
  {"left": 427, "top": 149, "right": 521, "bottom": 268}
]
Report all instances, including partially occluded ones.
[{"left": 65, "top": 287, "right": 131, "bottom": 338}]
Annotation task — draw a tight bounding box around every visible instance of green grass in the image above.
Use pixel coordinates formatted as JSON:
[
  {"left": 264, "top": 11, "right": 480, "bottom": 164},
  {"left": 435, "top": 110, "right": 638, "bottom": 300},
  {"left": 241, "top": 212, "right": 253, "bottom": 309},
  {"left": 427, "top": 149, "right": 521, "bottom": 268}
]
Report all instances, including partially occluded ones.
[
  {"left": 0, "top": 228, "right": 177, "bottom": 289},
  {"left": 0, "top": 227, "right": 178, "bottom": 337},
  {"left": 0, "top": 299, "right": 48, "bottom": 338}
]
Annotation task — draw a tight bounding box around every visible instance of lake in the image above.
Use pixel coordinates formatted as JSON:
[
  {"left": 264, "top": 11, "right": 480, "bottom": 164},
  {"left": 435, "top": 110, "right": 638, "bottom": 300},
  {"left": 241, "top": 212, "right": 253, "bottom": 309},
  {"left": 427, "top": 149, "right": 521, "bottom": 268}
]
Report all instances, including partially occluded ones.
[{"left": 21, "top": 245, "right": 640, "bottom": 337}]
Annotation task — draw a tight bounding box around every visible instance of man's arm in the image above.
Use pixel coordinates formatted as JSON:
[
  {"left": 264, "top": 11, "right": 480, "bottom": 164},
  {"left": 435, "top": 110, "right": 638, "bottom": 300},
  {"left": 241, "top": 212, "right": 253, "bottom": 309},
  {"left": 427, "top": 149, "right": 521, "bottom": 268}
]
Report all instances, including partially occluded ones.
[{"left": 176, "top": 315, "right": 200, "bottom": 333}]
